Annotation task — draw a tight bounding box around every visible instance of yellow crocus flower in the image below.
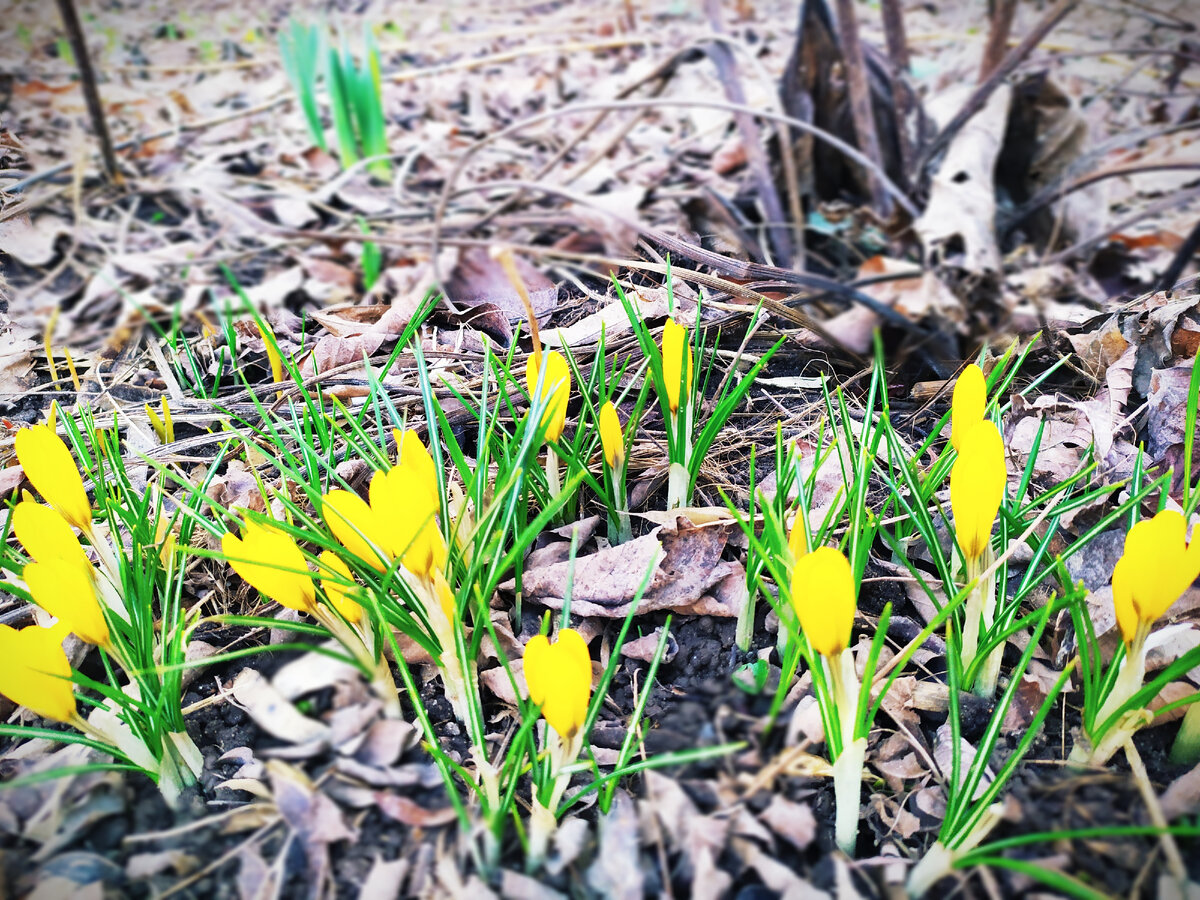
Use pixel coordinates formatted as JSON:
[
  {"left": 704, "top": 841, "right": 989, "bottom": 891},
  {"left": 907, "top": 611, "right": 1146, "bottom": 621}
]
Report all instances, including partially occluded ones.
[
  {"left": 787, "top": 514, "right": 807, "bottom": 563},
  {"left": 790, "top": 546, "right": 856, "bottom": 659},
  {"left": 317, "top": 550, "right": 362, "bottom": 626},
  {"left": 24, "top": 559, "right": 110, "bottom": 647},
  {"left": 599, "top": 401, "right": 624, "bottom": 469},
  {"left": 371, "top": 465, "right": 447, "bottom": 579},
  {"left": 222, "top": 521, "right": 316, "bottom": 613},
  {"left": 1112, "top": 509, "right": 1200, "bottom": 646},
  {"left": 322, "top": 489, "right": 391, "bottom": 571},
  {"left": 949, "top": 420, "right": 1005, "bottom": 561},
  {"left": 525, "top": 350, "right": 571, "bottom": 443},
  {"left": 0, "top": 623, "right": 76, "bottom": 723},
  {"left": 13, "top": 501, "right": 91, "bottom": 571},
  {"left": 950, "top": 364, "right": 986, "bottom": 453},
  {"left": 394, "top": 428, "right": 438, "bottom": 502},
  {"left": 662, "top": 318, "right": 694, "bottom": 414},
  {"left": 524, "top": 628, "right": 592, "bottom": 740},
  {"left": 14, "top": 425, "right": 92, "bottom": 532}
]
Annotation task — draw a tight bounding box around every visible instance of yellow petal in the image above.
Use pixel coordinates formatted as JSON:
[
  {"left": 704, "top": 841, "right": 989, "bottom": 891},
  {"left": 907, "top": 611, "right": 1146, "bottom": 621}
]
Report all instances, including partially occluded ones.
[
  {"left": 662, "top": 318, "right": 693, "bottom": 414},
  {"left": 376, "top": 466, "right": 445, "bottom": 578},
  {"left": 787, "top": 514, "right": 807, "bottom": 563},
  {"left": 24, "top": 560, "right": 109, "bottom": 647},
  {"left": 790, "top": 546, "right": 856, "bottom": 659},
  {"left": 317, "top": 550, "right": 362, "bottom": 626},
  {"left": 1115, "top": 509, "right": 1200, "bottom": 627},
  {"left": 15, "top": 425, "right": 91, "bottom": 532},
  {"left": 950, "top": 420, "right": 1006, "bottom": 561},
  {"left": 393, "top": 429, "right": 439, "bottom": 502},
  {"left": 0, "top": 624, "right": 76, "bottom": 723},
  {"left": 951, "top": 364, "right": 987, "bottom": 453},
  {"left": 1111, "top": 555, "right": 1138, "bottom": 646},
  {"left": 13, "top": 501, "right": 90, "bottom": 570},
  {"left": 222, "top": 522, "right": 316, "bottom": 613},
  {"left": 523, "top": 628, "right": 592, "bottom": 739},
  {"left": 323, "top": 489, "right": 390, "bottom": 571},
  {"left": 599, "top": 401, "right": 624, "bottom": 469},
  {"left": 525, "top": 350, "right": 571, "bottom": 443}
]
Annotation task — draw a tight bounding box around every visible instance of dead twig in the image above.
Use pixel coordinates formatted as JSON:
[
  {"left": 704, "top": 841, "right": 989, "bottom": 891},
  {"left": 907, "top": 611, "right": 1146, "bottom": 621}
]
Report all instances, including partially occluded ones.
[
  {"left": 54, "top": 0, "right": 122, "bottom": 184},
  {"left": 832, "top": 0, "right": 893, "bottom": 217},
  {"left": 978, "top": 0, "right": 1018, "bottom": 82}
]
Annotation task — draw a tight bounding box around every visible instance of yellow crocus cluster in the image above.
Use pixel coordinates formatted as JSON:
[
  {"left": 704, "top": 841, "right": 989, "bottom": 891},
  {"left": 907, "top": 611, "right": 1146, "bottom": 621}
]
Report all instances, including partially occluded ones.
[{"left": 948, "top": 365, "right": 1005, "bottom": 563}]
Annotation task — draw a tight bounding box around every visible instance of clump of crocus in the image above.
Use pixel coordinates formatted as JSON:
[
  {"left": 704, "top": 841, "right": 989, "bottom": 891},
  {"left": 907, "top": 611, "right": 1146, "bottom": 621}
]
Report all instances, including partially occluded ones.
[
  {"left": 223, "top": 517, "right": 401, "bottom": 718},
  {"left": 791, "top": 547, "right": 864, "bottom": 855},
  {"left": 599, "top": 400, "right": 632, "bottom": 544},
  {"left": 526, "top": 348, "right": 572, "bottom": 499},
  {"left": 661, "top": 317, "right": 695, "bottom": 509},
  {"left": 523, "top": 627, "right": 592, "bottom": 868},
  {"left": 949, "top": 379, "right": 1006, "bottom": 697},
  {"left": 1072, "top": 509, "right": 1200, "bottom": 766}
]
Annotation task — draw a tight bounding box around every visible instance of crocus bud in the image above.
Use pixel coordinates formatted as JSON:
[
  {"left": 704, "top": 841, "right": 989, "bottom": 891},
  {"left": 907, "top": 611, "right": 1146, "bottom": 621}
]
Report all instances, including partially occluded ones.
[
  {"left": 524, "top": 628, "right": 592, "bottom": 740},
  {"left": 13, "top": 501, "right": 91, "bottom": 571},
  {"left": 371, "top": 466, "right": 446, "bottom": 580},
  {"left": 1112, "top": 509, "right": 1200, "bottom": 646},
  {"left": 599, "top": 401, "right": 624, "bottom": 469},
  {"left": 662, "top": 318, "right": 693, "bottom": 414},
  {"left": 14, "top": 425, "right": 91, "bottom": 532},
  {"left": 24, "top": 559, "right": 109, "bottom": 647},
  {"left": 949, "top": 420, "right": 1005, "bottom": 561},
  {"left": 790, "top": 546, "right": 856, "bottom": 659},
  {"left": 0, "top": 623, "right": 76, "bottom": 723},
  {"left": 222, "top": 521, "right": 316, "bottom": 613},
  {"left": 950, "top": 364, "right": 986, "bottom": 453},
  {"left": 525, "top": 350, "right": 571, "bottom": 443}
]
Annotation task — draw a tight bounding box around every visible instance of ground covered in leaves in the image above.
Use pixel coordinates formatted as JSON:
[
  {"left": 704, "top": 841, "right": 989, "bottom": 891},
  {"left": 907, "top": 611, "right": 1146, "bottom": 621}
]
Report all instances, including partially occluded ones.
[{"left": 2, "top": 0, "right": 1200, "bottom": 897}]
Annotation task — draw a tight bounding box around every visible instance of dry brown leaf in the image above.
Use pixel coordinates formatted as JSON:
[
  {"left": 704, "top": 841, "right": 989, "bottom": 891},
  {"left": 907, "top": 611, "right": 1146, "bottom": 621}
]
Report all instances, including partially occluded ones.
[
  {"left": 230, "top": 669, "right": 331, "bottom": 747},
  {"left": 373, "top": 793, "right": 457, "bottom": 828},
  {"left": 759, "top": 795, "right": 817, "bottom": 851}
]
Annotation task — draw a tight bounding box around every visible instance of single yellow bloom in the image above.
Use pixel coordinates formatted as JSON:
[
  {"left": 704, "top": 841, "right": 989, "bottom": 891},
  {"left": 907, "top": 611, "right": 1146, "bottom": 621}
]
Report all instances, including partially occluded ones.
[
  {"left": 13, "top": 501, "right": 91, "bottom": 571},
  {"left": 323, "top": 489, "right": 391, "bottom": 571},
  {"left": 14, "top": 425, "right": 91, "bottom": 532},
  {"left": 524, "top": 628, "right": 592, "bottom": 739},
  {"left": 317, "top": 550, "right": 362, "bottom": 626},
  {"left": 393, "top": 429, "right": 438, "bottom": 503},
  {"left": 371, "top": 467, "right": 446, "bottom": 579},
  {"left": 0, "top": 623, "right": 76, "bottom": 723},
  {"left": 599, "top": 401, "right": 624, "bottom": 469},
  {"left": 787, "top": 514, "right": 807, "bottom": 563},
  {"left": 222, "top": 521, "right": 316, "bottom": 613},
  {"left": 662, "top": 318, "right": 694, "bottom": 414},
  {"left": 24, "top": 559, "right": 109, "bottom": 647},
  {"left": 949, "top": 420, "right": 1005, "bottom": 561},
  {"left": 1111, "top": 509, "right": 1200, "bottom": 646},
  {"left": 790, "top": 546, "right": 856, "bottom": 659},
  {"left": 950, "top": 364, "right": 987, "bottom": 453},
  {"left": 525, "top": 350, "right": 571, "bottom": 443}
]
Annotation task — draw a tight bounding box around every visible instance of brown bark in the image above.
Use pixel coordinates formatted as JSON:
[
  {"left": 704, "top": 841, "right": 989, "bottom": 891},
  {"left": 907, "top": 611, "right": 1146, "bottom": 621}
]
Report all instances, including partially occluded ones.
[{"left": 833, "top": 0, "right": 893, "bottom": 217}]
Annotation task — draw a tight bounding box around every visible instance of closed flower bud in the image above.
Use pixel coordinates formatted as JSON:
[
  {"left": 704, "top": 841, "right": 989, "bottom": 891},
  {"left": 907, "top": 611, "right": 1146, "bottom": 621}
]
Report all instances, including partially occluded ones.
[
  {"left": 662, "top": 318, "right": 693, "bottom": 414},
  {"left": 222, "top": 521, "right": 316, "bottom": 613},
  {"left": 525, "top": 351, "right": 571, "bottom": 443},
  {"left": 0, "top": 623, "right": 76, "bottom": 723},
  {"left": 1112, "top": 509, "right": 1200, "bottom": 646},
  {"left": 371, "top": 466, "right": 446, "bottom": 580},
  {"left": 15, "top": 425, "right": 91, "bottom": 532},
  {"left": 24, "top": 559, "right": 109, "bottom": 647},
  {"left": 790, "top": 546, "right": 856, "bottom": 659},
  {"left": 524, "top": 628, "right": 592, "bottom": 740},
  {"left": 951, "top": 364, "right": 986, "bottom": 453},
  {"left": 599, "top": 401, "right": 624, "bottom": 469},
  {"left": 949, "top": 420, "right": 1005, "bottom": 561}
]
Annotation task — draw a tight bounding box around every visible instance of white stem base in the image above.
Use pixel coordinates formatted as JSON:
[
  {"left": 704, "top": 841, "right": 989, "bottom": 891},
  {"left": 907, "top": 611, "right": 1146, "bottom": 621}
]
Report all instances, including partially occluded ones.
[
  {"left": 833, "top": 737, "right": 867, "bottom": 856},
  {"left": 907, "top": 803, "right": 1003, "bottom": 897}
]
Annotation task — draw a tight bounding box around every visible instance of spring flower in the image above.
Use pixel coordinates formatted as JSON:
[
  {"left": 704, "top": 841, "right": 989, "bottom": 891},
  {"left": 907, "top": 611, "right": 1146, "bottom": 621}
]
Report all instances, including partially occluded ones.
[
  {"left": 950, "top": 364, "right": 986, "bottom": 453},
  {"left": 394, "top": 428, "right": 438, "bottom": 503},
  {"left": 599, "top": 401, "right": 624, "bottom": 469},
  {"left": 790, "top": 546, "right": 855, "bottom": 659},
  {"left": 14, "top": 425, "right": 91, "bottom": 532},
  {"left": 0, "top": 623, "right": 76, "bottom": 723},
  {"left": 949, "top": 420, "right": 1005, "bottom": 561},
  {"left": 370, "top": 464, "right": 446, "bottom": 579},
  {"left": 222, "top": 520, "right": 316, "bottom": 613},
  {"left": 525, "top": 350, "right": 571, "bottom": 443},
  {"left": 524, "top": 629, "right": 592, "bottom": 740},
  {"left": 13, "top": 501, "right": 91, "bottom": 571},
  {"left": 787, "top": 514, "right": 808, "bottom": 563},
  {"left": 662, "top": 318, "right": 694, "bottom": 414},
  {"left": 24, "top": 560, "right": 109, "bottom": 647},
  {"left": 1112, "top": 509, "right": 1200, "bottom": 647},
  {"left": 323, "top": 489, "right": 390, "bottom": 571},
  {"left": 318, "top": 550, "right": 362, "bottom": 626}
]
